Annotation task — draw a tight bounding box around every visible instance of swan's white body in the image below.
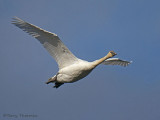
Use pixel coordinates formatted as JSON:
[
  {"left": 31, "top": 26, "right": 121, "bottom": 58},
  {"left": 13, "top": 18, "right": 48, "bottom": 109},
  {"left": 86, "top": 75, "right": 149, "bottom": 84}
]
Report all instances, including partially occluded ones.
[
  {"left": 12, "top": 17, "right": 131, "bottom": 88},
  {"left": 57, "top": 60, "right": 94, "bottom": 83}
]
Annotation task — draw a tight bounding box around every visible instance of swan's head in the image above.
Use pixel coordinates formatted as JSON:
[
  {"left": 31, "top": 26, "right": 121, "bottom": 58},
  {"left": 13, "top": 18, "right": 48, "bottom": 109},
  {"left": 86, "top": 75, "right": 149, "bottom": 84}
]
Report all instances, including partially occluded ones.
[{"left": 107, "top": 51, "right": 117, "bottom": 58}]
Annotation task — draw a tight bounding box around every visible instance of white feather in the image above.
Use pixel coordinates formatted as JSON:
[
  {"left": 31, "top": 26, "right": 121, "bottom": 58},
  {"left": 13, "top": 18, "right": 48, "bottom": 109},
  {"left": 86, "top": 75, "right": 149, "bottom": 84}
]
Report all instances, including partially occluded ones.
[
  {"left": 12, "top": 17, "right": 78, "bottom": 69},
  {"left": 102, "top": 58, "right": 132, "bottom": 67}
]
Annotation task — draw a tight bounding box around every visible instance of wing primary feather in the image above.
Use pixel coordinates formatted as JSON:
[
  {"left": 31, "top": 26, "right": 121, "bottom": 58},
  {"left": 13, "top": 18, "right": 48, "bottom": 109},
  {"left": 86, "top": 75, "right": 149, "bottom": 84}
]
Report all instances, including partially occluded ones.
[
  {"left": 12, "top": 17, "right": 78, "bottom": 69},
  {"left": 102, "top": 58, "right": 132, "bottom": 67}
]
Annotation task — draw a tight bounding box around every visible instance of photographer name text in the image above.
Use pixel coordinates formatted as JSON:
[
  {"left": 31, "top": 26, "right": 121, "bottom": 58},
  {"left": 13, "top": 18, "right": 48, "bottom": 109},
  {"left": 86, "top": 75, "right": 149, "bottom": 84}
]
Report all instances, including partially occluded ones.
[{"left": 3, "top": 113, "right": 38, "bottom": 118}]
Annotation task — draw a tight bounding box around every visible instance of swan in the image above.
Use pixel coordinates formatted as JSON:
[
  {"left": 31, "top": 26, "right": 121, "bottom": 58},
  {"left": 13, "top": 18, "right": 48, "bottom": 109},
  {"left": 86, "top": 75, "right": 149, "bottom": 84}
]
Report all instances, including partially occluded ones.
[{"left": 12, "top": 17, "right": 131, "bottom": 88}]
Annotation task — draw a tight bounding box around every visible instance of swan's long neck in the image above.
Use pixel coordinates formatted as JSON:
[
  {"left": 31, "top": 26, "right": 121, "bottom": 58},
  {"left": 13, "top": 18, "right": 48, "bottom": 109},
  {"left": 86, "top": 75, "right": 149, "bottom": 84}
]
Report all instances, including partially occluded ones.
[{"left": 92, "top": 51, "right": 116, "bottom": 67}]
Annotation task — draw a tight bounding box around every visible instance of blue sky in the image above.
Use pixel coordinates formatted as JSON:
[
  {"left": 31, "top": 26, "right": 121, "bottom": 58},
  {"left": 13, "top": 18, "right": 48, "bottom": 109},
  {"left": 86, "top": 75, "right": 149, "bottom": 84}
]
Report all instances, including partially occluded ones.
[{"left": 1, "top": 0, "right": 160, "bottom": 120}]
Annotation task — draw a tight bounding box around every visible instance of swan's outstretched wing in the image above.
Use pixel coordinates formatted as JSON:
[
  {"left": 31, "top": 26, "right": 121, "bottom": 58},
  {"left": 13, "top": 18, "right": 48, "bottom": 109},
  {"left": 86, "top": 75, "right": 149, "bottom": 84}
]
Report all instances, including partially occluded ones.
[
  {"left": 12, "top": 17, "right": 78, "bottom": 69},
  {"left": 102, "top": 58, "right": 132, "bottom": 67}
]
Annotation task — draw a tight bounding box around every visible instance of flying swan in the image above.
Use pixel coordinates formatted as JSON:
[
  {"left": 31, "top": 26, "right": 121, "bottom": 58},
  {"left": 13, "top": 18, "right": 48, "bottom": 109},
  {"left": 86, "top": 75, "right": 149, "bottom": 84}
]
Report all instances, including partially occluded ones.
[{"left": 12, "top": 17, "right": 131, "bottom": 88}]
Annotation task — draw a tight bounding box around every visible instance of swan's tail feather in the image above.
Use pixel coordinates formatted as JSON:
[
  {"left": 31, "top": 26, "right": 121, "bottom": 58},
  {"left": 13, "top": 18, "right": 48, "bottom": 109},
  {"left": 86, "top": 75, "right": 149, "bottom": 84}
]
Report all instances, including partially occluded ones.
[{"left": 46, "top": 75, "right": 57, "bottom": 84}]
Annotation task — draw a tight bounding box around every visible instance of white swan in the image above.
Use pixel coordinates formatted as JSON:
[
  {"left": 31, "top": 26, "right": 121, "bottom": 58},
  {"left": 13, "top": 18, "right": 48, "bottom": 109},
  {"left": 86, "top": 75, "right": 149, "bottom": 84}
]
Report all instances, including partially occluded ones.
[{"left": 12, "top": 17, "right": 131, "bottom": 88}]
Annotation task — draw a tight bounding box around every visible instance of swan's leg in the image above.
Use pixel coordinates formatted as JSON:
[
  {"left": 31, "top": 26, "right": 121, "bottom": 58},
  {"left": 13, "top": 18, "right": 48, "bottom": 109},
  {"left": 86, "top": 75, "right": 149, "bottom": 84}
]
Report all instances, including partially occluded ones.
[
  {"left": 54, "top": 82, "right": 64, "bottom": 88},
  {"left": 46, "top": 75, "right": 57, "bottom": 84}
]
